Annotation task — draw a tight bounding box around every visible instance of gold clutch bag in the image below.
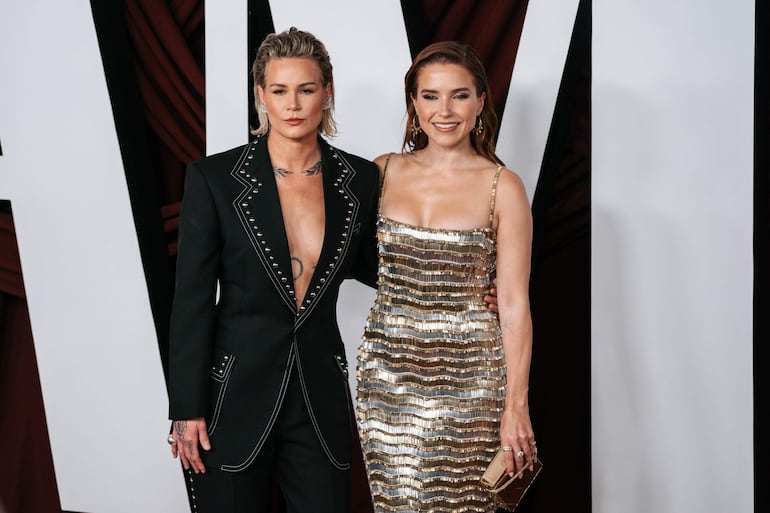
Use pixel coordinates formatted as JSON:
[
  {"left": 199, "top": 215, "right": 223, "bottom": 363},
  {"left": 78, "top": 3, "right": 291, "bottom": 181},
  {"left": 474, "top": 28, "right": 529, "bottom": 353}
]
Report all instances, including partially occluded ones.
[{"left": 480, "top": 449, "right": 542, "bottom": 512}]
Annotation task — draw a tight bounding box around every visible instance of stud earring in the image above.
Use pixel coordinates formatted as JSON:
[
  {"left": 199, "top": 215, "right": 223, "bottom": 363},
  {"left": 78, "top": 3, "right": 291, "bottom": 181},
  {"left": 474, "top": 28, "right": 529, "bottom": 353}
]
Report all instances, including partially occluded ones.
[
  {"left": 322, "top": 97, "right": 332, "bottom": 110},
  {"left": 410, "top": 117, "right": 422, "bottom": 135},
  {"left": 259, "top": 104, "right": 268, "bottom": 113},
  {"left": 472, "top": 117, "right": 484, "bottom": 135}
]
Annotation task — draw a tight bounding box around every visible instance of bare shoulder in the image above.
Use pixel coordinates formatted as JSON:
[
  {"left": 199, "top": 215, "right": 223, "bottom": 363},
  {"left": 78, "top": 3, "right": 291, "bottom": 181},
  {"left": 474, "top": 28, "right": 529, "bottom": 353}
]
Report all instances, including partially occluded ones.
[
  {"left": 493, "top": 168, "right": 531, "bottom": 232},
  {"left": 373, "top": 152, "right": 402, "bottom": 167},
  {"left": 374, "top": 152, "right": 413, "bottom": 174},
  {"left": 373, "top": 153, "right": 391, "bottom": 167},
  {"left": 496, "top": 167, "right": 528, "bottom": 203}
]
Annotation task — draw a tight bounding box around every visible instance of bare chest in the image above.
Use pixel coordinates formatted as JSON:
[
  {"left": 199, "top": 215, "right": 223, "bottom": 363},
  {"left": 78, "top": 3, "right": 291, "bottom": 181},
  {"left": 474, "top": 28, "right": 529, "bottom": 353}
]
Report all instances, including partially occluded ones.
[{"left": 276, "top": 177, "right": 325, "bottom": 306}]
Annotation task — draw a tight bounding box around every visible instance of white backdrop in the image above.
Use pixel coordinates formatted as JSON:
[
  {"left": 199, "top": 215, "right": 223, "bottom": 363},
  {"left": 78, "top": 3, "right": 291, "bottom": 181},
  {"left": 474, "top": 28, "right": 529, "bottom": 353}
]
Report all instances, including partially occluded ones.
[
  {"left": 592, "top": 1, "right": 754, "bottom": 512},
  {"left": 0, "top": 1, "right": 755, "bottom": 512},
  {"left": 0, "top": 1, "right": 187, "bottom": 511}
]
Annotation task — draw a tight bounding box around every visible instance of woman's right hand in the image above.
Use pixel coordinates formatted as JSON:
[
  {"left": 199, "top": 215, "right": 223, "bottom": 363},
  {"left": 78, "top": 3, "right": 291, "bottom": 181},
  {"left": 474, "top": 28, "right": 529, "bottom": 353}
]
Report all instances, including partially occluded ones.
[{"left": 170, "top": 417, "right": 210, "bottom": 473}]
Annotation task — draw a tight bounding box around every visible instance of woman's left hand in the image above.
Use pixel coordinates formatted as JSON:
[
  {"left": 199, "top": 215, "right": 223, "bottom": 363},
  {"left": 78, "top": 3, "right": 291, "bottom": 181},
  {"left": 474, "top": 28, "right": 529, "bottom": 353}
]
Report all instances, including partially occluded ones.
[{"left": 499, "top": 406, "right": 536, "bottom": 477}]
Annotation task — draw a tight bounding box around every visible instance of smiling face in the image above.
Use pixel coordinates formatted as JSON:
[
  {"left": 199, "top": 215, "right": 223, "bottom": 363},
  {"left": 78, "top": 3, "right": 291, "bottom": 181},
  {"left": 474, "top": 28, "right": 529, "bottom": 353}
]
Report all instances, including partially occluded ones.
[
  {"left": 256, "top": 57, "right": 330, "bottom": 144},
  {"left": 411, "top": 63, "right": 485, "bottom": 150}
]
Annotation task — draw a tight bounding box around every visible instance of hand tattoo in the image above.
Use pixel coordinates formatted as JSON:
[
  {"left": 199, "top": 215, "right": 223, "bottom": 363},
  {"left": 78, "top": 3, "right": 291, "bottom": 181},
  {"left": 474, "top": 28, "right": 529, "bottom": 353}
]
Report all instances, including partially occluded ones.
[{"left": 174, "top": 420, "right": 187, "bottom": 438}]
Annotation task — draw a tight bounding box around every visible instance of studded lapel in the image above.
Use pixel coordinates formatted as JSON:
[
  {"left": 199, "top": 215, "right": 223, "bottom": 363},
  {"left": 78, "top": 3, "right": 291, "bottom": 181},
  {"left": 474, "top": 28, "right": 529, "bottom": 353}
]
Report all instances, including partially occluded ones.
[
  {"left": 231, "top": 137, "right": 362, "bottom": 322},
  {"left": 231, "top": 137, "right": 296, "bottom": 313},
  {"left": 294, "top": 140, "right": 360, "bottom": 329}
]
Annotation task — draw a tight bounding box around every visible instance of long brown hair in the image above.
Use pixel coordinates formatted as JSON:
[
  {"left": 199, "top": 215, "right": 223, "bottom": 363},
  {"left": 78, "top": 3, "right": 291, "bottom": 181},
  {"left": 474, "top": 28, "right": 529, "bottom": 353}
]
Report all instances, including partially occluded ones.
[
  {"left": 251, "top": 27, "right": 336, "bottom": 137},
  {"left": 403, "top": 41, "right": 503, "bottom": 166}
]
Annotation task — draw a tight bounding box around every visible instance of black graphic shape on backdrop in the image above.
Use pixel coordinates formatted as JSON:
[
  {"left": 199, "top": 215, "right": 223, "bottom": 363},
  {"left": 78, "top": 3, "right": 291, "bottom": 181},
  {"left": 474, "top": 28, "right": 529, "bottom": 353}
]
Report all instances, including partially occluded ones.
[
  {"left": 400, "top": 0, "right": 528, "bottom": 121},
  {"left": 525, "top": 1, "right": 591, "bottom": 512},
  {"left": 248, "top": 0, "right": 276, "bottom": 136},
  {"left": 91, "top": 1, "right": 181, "bottom": 384},
  {"left": 755, "top": 1, "right": 769, "bottom": 511}
]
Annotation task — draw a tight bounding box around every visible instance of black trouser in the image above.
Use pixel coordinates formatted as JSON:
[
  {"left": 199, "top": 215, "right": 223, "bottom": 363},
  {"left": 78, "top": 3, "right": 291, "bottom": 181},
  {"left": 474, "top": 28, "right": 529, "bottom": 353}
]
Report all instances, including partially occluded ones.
[{"left": 183, "top": 369, "right": 350, "bottom": 513}]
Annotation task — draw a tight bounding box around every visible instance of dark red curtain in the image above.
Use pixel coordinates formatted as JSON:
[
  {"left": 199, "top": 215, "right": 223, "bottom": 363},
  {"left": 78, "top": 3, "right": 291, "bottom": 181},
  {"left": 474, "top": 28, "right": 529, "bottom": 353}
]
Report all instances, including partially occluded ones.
[
  {"left": 123, "top": 0, "right": 205, "bottom": 256},
  {"left": 401, "top": 0, "right": 528, "bottom": 120},
  {"left": 0, "top": 204, "right": 61, "bottom": 513}
]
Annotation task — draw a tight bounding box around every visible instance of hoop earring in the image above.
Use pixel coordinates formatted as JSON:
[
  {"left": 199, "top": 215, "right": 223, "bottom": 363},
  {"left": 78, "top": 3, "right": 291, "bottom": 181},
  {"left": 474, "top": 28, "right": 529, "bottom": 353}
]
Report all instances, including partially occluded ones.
[
  {"left": 472, "top": 117, "right": 484, "bottom": 135},
  {"left": 322, "top": 97, "right": 332, "bottom": 111},
  {"left": 410, "top": 117, "right": 423, "bottom": 135},
  {"left": 259, "top": 104, "right": 268, "bottom": 113}
]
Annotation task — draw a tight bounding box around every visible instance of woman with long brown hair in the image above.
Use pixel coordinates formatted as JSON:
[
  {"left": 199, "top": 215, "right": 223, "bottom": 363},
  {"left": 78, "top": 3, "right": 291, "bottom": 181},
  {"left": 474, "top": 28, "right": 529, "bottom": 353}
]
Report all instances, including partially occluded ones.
[{"left": 356, "top": 41, "right": 536, "bottom": 512}]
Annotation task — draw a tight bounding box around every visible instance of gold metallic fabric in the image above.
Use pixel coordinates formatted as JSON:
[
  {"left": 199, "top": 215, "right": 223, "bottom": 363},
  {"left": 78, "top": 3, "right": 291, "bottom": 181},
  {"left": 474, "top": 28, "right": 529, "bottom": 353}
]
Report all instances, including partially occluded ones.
[{"left": 357, "top": 216, "right": 506, "bottom": 513}]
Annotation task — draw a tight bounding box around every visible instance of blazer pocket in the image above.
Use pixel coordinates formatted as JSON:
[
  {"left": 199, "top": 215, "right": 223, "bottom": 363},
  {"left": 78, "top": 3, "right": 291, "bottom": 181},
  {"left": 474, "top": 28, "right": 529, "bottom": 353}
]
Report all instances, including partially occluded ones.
[{"left": 207, "top": 351, "right": 236, "bottom": 436}]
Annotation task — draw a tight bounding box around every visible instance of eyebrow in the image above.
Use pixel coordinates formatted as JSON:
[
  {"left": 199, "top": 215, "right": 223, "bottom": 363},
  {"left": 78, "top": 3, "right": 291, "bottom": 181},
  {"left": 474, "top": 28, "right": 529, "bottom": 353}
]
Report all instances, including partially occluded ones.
[
  {"left": 267, "top": 81, "right": 319, "bottom": 88},
  {"left": 419, "top": 87, "right": 472, "bottom": 94}
]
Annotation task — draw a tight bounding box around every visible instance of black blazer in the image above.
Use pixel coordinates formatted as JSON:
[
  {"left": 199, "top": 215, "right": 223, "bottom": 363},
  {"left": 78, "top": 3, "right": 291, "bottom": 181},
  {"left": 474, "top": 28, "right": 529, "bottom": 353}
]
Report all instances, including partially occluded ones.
[{"left": 168, "top": 135, "right": 379, "bottom": 472}]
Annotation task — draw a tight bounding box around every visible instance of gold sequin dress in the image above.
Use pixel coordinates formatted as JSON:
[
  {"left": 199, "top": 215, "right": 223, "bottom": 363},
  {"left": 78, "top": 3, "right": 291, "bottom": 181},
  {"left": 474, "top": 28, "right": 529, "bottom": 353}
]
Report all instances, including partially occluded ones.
[{"left": 356, "top": 167, "right": 506, "bottom": 513}]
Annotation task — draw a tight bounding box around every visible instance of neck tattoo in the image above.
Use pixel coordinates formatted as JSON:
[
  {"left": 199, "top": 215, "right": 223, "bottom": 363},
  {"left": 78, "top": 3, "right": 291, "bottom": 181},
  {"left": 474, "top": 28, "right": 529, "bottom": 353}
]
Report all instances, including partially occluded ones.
[{"left": 273, "top": 160, "right": 322, "bottom": 178}]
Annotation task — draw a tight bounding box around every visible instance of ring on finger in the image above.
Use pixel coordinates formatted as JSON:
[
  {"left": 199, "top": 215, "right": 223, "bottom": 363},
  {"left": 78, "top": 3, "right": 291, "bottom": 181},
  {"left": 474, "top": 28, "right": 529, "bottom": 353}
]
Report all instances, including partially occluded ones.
[
  {"left": 516, "top": 450, "right": 525, "bottom": 459},
  {"left": 502, "top": 446, "right": 513, "bottom": 452}
]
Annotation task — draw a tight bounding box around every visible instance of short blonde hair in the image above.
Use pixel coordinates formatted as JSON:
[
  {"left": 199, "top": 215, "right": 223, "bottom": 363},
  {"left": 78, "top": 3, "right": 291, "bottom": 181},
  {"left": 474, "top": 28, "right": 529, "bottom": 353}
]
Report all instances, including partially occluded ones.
[{"left": 251, "top": 27, "right": 336, "bottom": 137}]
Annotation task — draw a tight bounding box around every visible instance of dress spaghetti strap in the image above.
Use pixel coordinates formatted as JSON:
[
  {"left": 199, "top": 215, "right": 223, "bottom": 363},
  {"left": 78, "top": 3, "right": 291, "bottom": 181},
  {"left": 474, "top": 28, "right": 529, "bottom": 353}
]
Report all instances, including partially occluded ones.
[
  {"left": 377, "top": 153, "right": 394, "bottom": 215},
  {"left": 488, "top": 165, "right": 504, "bottom": 228}
]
